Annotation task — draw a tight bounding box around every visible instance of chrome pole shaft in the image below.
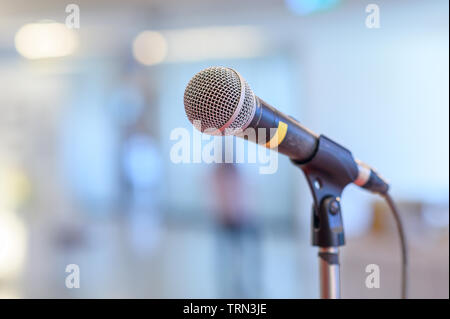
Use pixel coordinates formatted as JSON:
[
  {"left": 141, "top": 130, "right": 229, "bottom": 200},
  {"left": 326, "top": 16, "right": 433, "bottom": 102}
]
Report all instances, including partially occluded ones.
[{"left": 319, "top": 247, "right": 340, "bottom": 299}]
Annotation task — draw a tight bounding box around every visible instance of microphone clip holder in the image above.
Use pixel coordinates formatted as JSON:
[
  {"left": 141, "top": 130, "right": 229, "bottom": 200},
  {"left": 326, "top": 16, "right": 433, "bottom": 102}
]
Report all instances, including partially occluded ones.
[{"left": 292, "top": 134, "right": 359, "bottom": 298}]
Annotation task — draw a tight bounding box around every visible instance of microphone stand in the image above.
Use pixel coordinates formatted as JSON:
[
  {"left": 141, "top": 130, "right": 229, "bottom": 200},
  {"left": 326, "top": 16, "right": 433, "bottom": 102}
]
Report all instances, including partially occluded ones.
[{"left": 292, "top": 135, "right": 359, "bottom": 299}]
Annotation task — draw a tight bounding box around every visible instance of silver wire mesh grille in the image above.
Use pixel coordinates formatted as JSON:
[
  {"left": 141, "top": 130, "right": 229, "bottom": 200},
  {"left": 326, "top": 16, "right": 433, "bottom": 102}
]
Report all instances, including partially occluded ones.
[
  {"left": 231, "top": 80, "right": 255, "bottom": 130},
  {"left": 184, "top": 66, "right": 255, "bottom": 134}
]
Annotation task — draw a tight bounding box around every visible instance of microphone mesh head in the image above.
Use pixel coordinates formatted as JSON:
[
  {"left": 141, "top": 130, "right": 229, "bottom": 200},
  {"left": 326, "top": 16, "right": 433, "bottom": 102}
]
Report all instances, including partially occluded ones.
[{"left": 184, "top": 66, "right": 256, "bottom": 134}]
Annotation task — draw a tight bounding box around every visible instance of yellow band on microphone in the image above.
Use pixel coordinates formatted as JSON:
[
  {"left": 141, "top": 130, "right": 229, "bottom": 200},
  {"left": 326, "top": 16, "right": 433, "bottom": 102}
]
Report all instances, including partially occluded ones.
[{"left": 265, "top": 121, "right": 288, "bottom": 149}]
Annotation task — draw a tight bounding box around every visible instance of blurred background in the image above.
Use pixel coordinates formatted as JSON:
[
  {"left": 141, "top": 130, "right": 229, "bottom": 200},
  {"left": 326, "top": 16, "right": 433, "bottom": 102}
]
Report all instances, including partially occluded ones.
[{"left": 0, "top": 0, "right": 448, "bottom": 298}]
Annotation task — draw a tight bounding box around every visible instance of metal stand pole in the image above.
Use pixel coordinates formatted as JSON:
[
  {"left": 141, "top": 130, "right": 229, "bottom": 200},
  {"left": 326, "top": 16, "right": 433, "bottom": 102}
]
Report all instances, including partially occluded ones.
[{"left": 319, "top": 247, "right": 340, "bottom": 299}]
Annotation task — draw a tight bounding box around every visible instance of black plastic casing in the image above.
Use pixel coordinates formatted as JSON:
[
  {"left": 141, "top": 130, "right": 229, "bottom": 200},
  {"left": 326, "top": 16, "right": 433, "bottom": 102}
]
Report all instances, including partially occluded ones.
[
  {"left": 293, "top": 136, "right": 359, "bottom": 246},
  {"left": 245, "top": 97, "right": 318, "bottom": 162}
]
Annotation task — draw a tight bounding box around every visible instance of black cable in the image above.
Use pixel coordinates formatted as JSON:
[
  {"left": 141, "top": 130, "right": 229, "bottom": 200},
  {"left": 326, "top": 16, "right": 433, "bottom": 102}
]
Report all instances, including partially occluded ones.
[{"left": 382, "top": 192, "right": 408, "bottom": 299}]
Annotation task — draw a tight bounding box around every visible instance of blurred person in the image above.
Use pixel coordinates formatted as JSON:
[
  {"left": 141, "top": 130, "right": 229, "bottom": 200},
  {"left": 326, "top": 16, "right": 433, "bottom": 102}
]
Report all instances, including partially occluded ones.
[
  {"left": 110, "top": 57, "right": 164, "bottom": 258},
  {"left": 211, "top": 163, "right": 261, "bottom": 298},
  {"left": 121, "top": 133, "right": 163, "bottom": 257}
]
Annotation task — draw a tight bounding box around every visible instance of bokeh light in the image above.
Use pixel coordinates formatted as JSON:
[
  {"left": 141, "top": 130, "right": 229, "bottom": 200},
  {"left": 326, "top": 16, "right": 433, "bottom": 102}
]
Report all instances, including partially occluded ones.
[
  {"left": 14, "top": 21, "right": 78, "bottom": 59},
  {"left": 132, "top": 31, "right": 167, "bottom": 66}
]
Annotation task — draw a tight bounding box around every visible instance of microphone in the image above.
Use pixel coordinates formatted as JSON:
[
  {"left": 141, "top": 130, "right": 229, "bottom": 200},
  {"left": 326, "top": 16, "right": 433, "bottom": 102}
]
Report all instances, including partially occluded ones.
[{"left": 184, "top": 66, "right": 389, "bottom": 194}]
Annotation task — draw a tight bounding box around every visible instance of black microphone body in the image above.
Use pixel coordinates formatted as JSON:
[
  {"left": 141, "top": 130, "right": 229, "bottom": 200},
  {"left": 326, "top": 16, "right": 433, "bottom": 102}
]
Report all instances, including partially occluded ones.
[{"left": 248, "top": 97, "right": 318, "bottom": 162}]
